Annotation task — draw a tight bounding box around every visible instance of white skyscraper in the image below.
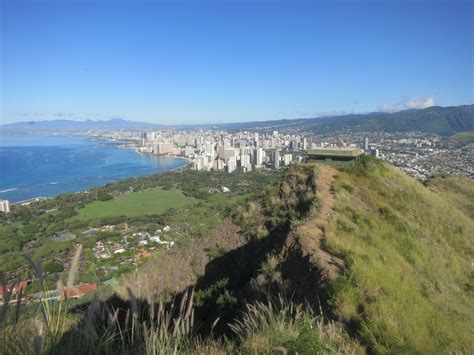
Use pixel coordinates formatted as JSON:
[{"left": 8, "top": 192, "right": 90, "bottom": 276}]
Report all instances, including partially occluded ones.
[
  {"left": 0, "top": 200, "right": 10, "bottom": 214},
  {"left": 255, "top": 148, "right": 264, "bottom": 167},
  {"left": 302, "top": 138, "right": 308, "bottom": 150},
  {"left": 241, "top": 154, "right": 252, "bottom": 170},
  {"left": 227, "top": 157, "right": 236, "bottom": 173},
  {"left": 204, "top": 142, "right": 214, "bottom": 154},
  {"left": 193, "top": 158, "right": 202, "bottom": 171},
  {"left": 156, "top": 142, "right": 174, "bottom": 155}
]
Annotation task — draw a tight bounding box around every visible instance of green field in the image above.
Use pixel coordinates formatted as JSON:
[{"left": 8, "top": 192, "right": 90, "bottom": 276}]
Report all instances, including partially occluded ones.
[{"left": 75, "top": 188, "right": 197, "bottom": 219}]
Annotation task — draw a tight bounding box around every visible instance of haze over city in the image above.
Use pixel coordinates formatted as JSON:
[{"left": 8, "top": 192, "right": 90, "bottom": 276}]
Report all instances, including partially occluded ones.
[{"left": 1, "top": 0, "right": 472, "bottom": 125}]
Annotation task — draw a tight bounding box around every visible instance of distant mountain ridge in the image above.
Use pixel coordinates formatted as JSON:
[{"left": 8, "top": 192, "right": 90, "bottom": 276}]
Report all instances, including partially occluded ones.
[
  {"left": 207, "top": 105, "right": 474, "bottom": 136},
  {"left": 336, "top": 105, "right": 474, "bottom": 135},
  {"left": 0, "top": 118, "right": 163, "bottom": 133},
  {"left": 165, "top": 105, "right": 473, "bottom": 135},
  {"left": 1, "top": 104, "right": 473, "bottom": 135}
]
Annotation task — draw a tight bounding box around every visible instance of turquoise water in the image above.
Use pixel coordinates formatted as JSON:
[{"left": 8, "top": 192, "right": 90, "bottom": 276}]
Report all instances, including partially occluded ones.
[{"left": 0, "top": 136, "right": 186, "bottom": 203}]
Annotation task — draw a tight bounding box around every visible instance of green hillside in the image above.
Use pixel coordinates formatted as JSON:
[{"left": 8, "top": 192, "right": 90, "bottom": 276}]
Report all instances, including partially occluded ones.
[
  {"left": 352, "top": 105, "right": 474, "bottom": 135},
  {"left": 325, "top": 159, "right": 473, "bottom": 353},
  {"left": 446, "top": 131, "right": 474, "bottom": 147},
  {"left": 240, "top": 104, "right": 474, "bottom": 136},
  {"left": 2, "top": 160, "right": 473, "bottom": 354}
]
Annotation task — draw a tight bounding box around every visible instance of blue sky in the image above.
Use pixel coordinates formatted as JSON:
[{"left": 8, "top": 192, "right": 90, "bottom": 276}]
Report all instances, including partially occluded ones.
[{"left": 1, "top": 0, "right": 472, "bottom": 124}]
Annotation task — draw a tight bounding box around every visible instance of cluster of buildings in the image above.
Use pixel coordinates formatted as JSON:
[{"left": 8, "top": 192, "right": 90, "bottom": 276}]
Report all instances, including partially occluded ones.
[
  {"left": 0, "top": 278, "right": 99, "bottom": 304},
  {"left": 135, "top": 130, "right": 310, "bottom": 172},
  {"left": 93, "top": 226, "right": 175, "bottom": 260},
  {"left": 95, "top": 129, "right": 390, "bottom": 174},
  {"left": 322, "top": 131, "right": 472, "bottom": 180}
]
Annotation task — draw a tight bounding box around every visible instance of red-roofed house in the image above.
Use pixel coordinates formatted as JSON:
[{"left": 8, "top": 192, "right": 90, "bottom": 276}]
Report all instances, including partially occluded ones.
[
  {"left": 0, "top": 280, "right": 28, "bottom": 301},
  {"left": 61, "top": 283, "right": 98, "bottom": 299}
]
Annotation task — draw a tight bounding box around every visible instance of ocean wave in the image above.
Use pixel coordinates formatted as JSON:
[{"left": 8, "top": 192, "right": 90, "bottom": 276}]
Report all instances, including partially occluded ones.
[
  {"left": 50, "top": 182, "right": 58, "bottom": 185},
  {"left": 0, "top": 188, "right": 19, "bottom": 193}
]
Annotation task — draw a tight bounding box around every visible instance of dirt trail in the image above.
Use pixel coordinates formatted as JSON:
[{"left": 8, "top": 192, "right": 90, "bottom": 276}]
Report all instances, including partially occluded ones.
[
  {"left": 120, "top": 164, "right": 343, "bottom": 304},
  {"left": 291, "top": 164, "right": 344, "bottom": 282}
]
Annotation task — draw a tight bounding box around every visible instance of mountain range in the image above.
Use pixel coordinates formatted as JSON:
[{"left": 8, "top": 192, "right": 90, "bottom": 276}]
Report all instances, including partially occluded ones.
[
  {"left": 1, "top": 104, "right": 473, "bottom": 136},
  {"left": 0, "top": 118, "right": 163, "bottom": 133}
]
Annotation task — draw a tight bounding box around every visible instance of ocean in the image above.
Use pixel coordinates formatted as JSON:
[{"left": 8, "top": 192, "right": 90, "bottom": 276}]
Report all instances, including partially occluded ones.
[{"left": 0, "top": 135, "right": 187, "bottom": 203}]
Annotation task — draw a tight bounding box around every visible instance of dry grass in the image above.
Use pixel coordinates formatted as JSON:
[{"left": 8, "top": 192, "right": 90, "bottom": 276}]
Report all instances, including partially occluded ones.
[{"left": 230, "top": 295, "right": 362, "bottom": 354}]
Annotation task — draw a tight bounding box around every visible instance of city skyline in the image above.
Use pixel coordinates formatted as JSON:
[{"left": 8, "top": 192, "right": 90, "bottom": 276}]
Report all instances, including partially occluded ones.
[{"left": 1, "top": 0, "right": 473, "bottom": 125}]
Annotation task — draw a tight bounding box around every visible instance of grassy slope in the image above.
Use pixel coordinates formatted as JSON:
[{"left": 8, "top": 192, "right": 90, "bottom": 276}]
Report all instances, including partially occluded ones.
[
  {"left": 324, "top": 160, "right": 473, "bottom": 353},
  {"left": 74, "top": 188, "right": 197, "bottom": 219},
  {"left": 446, "top": 131, "right": 474, "bottom": 146},
  {"left": 426, "top": 176, "right": 474, "bottom": 219}
]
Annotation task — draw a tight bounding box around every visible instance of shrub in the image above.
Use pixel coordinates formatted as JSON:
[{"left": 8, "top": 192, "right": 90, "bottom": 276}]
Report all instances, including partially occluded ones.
[
  {"left": 43, "top": 262, "right": 64, "bottom": 274},
  {"left": 97, "top": 191, "right": 113, "bottom": 201}
]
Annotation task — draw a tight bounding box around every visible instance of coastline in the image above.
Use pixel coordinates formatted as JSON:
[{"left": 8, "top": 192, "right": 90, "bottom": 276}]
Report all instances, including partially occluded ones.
[
  {"left": 97, "top": 135, "right": 193, "bottom": 173},
  {"left": 11, "top": 160, "right": 191, "bottom": 206},
  {"left": 12, "top": 162, "right": 192, "bottom": 206},
  {"left": 0, "top": 135, "right": 190, "bottom": 204}
]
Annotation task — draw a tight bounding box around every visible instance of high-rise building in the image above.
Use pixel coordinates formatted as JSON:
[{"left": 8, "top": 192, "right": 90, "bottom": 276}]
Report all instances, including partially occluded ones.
[
  {"left": 155, "top": 142, "right": 174, "bottom": 155},
  {"left": 204, "top": 142, "right": 214, "bottom": 154},
  {"left": 271, "top": 150, "right": 280, "bottom": 169},
  {"left": 291, "top": 138, "right": 300, "bottom": 150},
  {"left": 271, "top": 137, "right": 278, "bottom": 148},
  {"left": 146, "top": 131, "right": 158, "bottom": 140},
  {"left": 0, "top": 200, "right": 10, "bottom": 214},
  {"left": 364, "top": 137, "right": 369, "bottom": 151},
  {"left": 255, "top": 148, "right": 264, "bottom": 167},
  {"left": 241, "top": 154, "right": 252, "bottom": 170},
  {"left": 193, "top": 157, "right": 203, "bottom": 171},
  {"left": 227, "top": 157, "right": 236, "bottom": 173},
  {"left": 283, "top": 154, "right": 293, "bottom": 166},
  {"left": 183, "top": 146, "right": 195, "bottom": 157},
  {"left": 222, "top": 148, "right": 238, "bottom": 162},
  {"left": 302, "top": 138, "right": 308, "bottom": 150},
  {"left": 213, "top": 159, "right": 225, "bottom": 171}
]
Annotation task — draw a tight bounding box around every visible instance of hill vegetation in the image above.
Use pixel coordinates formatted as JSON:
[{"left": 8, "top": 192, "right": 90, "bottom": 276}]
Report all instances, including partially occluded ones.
[
  {"left": 208, "top": 104, "right": 474, "bottom": 136},
  {"left": 1, "top": 159, "right": 473, "bottom": 354},
  {"left": 326, "top": 158, "right": 473, "bottom": 352},
  {"left": 2, "top": 105, "right": 473, "bottom": 136},
  {"left": 446, "top": 130, "right": 474, "bottom": 147},
  {"left": 342, "top": 105, "right": 474, "bottom": 135}
]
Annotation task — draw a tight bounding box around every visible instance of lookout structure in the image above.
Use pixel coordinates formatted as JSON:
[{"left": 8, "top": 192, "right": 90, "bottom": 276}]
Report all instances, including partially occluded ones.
[{"left": 304, "top": 147, "right": 364, "bottom": 161}]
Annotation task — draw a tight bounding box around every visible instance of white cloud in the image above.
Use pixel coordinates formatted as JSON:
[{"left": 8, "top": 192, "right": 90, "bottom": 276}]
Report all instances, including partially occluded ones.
[
  {"left": 404, "top": 96, "right": 436, "bottom": 109},
  {"left": 378, "top": 96, "right": 437, "bottom": 113}
]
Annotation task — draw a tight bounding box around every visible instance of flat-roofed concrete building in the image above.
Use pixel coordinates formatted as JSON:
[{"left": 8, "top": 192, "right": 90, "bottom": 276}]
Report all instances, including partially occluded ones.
[
  {"left": 304, "top": 147, "right": 364, "bottom": 161},
  {"left": 155, "top": 142, "right": 174, "bottom": 155}
]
